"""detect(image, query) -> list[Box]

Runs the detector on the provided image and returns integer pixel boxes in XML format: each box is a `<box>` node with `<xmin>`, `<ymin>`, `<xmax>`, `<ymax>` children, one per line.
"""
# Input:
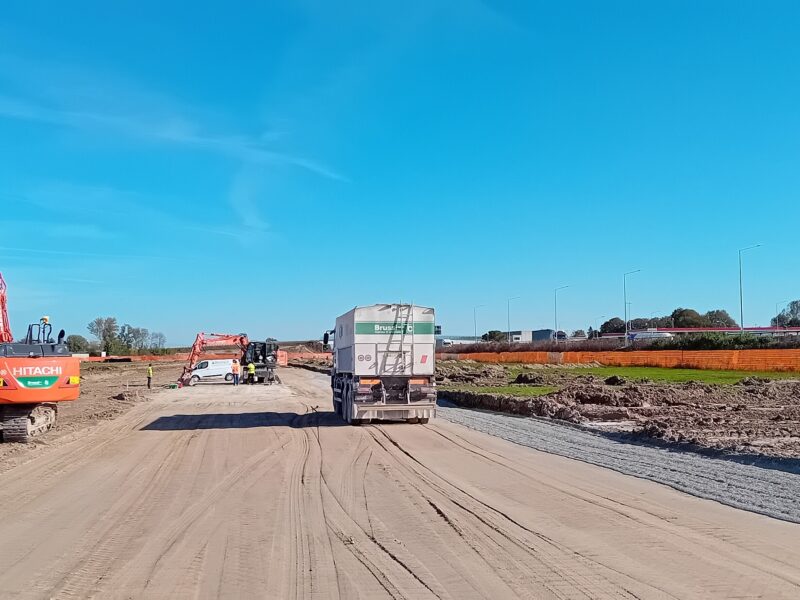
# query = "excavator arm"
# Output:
<box><xmin>0</xmin><ymin>273</ymin><xmax>12</xmax><ymax>343</ymax></box>
<box><xmin>178</xmin><ymin>332</ymin><xmax>249</xmax><ymax>386</ymax></box>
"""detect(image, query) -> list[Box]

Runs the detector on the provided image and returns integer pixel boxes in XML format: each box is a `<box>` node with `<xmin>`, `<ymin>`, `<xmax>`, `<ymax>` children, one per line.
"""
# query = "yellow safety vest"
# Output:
<box><xmin>247</xmin><ymin>363</ymin><xmax>256</xmax><ymax>374</ymax></box>
<box><xmin>147</xmin><ymin>366</ymin><xmax>153</xmax><ymax>377</ymax></box>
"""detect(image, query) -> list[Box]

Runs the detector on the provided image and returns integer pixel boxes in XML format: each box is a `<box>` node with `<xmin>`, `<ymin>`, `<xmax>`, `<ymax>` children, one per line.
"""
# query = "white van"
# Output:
<box><xmin>189</xmin><ymin>359</ymin><xmax>235</xmax><ymax>385</ymax></box>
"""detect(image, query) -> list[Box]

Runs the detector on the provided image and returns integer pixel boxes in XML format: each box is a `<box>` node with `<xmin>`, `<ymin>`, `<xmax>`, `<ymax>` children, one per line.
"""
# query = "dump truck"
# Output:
<box><xmin>324</xmin><ymin>304</ymin><xmax>436</xmax><ymax>425</ymax></box>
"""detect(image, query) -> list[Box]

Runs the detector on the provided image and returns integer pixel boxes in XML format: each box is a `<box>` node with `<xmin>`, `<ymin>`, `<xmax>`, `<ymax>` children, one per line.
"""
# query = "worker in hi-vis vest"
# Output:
<box><xmin>147</xmin><ymin>364</ymin><xmax>154</xmax><ymax>389</ymax></box>
<box><xmin>231</xmin><ymin>359</ymin><xmax>241</xmax><ymax>386</ymax></box>
<box><xmin>247</xmin><ymin>362</ymin><xmax>256</xmax><ymax>384</ymax></box>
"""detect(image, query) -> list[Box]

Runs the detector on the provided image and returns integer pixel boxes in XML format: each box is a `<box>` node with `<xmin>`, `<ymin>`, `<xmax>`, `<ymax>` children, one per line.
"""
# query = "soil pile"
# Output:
<box><xmin>437</xmin><ymin>360</ymin><xmax>800</xmax><ymax>458</ymax></box>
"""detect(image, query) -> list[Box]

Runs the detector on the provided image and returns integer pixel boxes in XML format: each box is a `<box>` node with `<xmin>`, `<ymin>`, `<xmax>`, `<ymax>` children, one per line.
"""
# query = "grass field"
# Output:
<box><xmin>560</xmin><ymin>366</ymin><xmax>799</xmax><ymax>385</ymax></box>
<box><xmin>440</xmin><ymin>385</ymin><xmax>559</xmax><ymax>397</ymax></box>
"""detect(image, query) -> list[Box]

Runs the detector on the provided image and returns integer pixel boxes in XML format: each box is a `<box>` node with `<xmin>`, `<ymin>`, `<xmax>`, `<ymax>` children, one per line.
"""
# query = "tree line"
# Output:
<box><xmin>598</xmin><ymin>307</ymin><xmax>738</xmax><ymax>335</ymax></box>
<box><xmin>772</xmin><ymin>300</ymin><xmax>800</xmax><ymax>327</ymax></box>
<box><xmin>64</xmin><ymin>317</ymin><xmax>167</xmax><ymax>355</ymax></box>
<box><xmin>479</xmin><ymin>302</ymin><xmax>800</xmax><ymax>341</ymax></box>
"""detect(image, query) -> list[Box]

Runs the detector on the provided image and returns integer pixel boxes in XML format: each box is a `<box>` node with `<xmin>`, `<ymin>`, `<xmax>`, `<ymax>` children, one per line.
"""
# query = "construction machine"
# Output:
<box><xmin>0</xmin><ymin>273</ymin><xmax>80</xmax><ymax>442</ymax></box>
<box><xmin>179</xmin><ymin>333</ymin><xmax>280</xmax><ymax>387</ymax></box>
<box><xmin>326</xmin><ymin>304</ymin><xmax>436</xmax><ymax>425</ymax></box>
<box><xmin>242</xmin><ymin>338</ymin><xmax>280</xmax><ymax>384</ymax></box>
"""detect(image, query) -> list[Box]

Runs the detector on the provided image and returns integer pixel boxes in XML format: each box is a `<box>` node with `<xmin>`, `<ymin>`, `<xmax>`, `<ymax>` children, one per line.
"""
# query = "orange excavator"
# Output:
<box><xmin>0</xmin><ymin>273</ymin><xmax>80</xmax><ymax>442</ymax></box>
<box><xmin>178</xmin><ymin>332</ymin><xmax>280</xmax><ymax>387</ymax></box>
<box><xmin>178</xmin><ymin>332</ymin><xmax>249</xmax><ymax>387</ymax></box>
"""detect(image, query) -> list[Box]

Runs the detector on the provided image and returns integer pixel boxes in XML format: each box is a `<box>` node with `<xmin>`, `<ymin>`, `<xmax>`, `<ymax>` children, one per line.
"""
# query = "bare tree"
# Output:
<box><xmin>118</xmin><ymin>324</ymin><xmax>135</xmax><ymax>349</ymax></box>
<box><xmin>149</xmin><ymin>332</ymin><xmax>167</xmax><ymax>350</ymax></box>
<box><xmin>132</xmin><ymin>327</ymin><xmax>150</xmax><ymax>351</ymax></box>
<box><xmin>87</xmin><ymin>317</ymin><xmax>119</xmax><ymax>353</ymax></box>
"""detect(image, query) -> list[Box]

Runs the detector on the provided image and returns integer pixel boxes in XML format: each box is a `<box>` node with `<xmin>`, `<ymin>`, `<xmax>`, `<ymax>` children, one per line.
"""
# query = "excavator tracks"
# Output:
<box><xmin>1</xmin><ymin>404</ymin><xmax>57</xmax><ymax>443</ymax></box>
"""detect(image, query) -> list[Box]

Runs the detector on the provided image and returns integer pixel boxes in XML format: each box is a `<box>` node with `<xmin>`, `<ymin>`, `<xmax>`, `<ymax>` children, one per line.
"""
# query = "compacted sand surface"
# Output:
<box><xmin>0</xmin><ymin>367</ymin><xmax>798</xmax><ymax>599</ymax></box>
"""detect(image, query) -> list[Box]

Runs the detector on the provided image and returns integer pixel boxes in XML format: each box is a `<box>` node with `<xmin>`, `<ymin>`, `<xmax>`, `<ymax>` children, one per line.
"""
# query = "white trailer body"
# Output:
<box><xmin>329</xmin><ymin>304</ymin><xmax>436</xmax><ymax>424</ymax></box>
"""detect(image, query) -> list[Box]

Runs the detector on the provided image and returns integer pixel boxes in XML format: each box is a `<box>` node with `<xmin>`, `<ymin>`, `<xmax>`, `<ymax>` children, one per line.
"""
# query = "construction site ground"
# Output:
<box><xmin>437</xmin><ymin>360</ymin><xmax>800</xmax><ymax>459</ymax></box>
<box><xmin>1</xmin><ymin>365</ymin><xmax>799</xmax><ymax>598</ymax></box>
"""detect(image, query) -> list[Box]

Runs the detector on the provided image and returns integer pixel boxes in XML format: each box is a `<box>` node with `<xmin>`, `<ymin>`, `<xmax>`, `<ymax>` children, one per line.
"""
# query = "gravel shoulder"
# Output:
<box><xmin>438</xmin><ymin>400</ymin><xmax>800</xmax><ymax>523</ymax></box>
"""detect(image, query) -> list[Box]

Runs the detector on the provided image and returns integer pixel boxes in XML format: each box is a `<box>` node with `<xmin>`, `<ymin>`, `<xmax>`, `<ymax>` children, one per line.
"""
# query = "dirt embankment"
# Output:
<box><xmin>436</xmin><ymin>361</ymin><xmax>800</xmax><ymax>458</ymax></box>
<box><xmin>288</xmin><ymin>358</ymin><xmax>331</xmax><ymax>375</ymax></box>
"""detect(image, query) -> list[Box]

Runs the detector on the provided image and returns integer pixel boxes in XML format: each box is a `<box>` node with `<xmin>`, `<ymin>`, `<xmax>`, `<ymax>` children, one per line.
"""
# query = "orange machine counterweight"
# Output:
<box><xmin>0</xmin><ymin>357</ymin><xmax>81</xmax><ymax>404</ymax></box>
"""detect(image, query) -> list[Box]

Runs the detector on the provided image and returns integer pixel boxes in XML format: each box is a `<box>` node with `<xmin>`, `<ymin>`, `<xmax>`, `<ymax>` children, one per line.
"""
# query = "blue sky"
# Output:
<box><xmin>2</xmin><ymin>1</ymin><xmax>799</xmax><ymax>345</ymax></box>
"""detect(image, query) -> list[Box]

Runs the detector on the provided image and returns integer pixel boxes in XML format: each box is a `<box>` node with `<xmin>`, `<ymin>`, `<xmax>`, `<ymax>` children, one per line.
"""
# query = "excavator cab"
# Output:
<box><xmin>23</xmin><ymin>316</ymin><xmax>66</xmax><ymax>346</ymax></box>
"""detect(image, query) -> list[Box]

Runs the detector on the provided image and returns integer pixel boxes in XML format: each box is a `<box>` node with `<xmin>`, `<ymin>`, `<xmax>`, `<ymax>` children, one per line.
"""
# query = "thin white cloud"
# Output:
<box><xmin>5</xmin><ymin>185</ymin><xmax>257</xmax><ymax>246</ymax></box>
<box><xmin>59</xmin><ymin>277</ymin><xmax>102</xmax><ymax>284</ymax></box>
<box><xmin>0</xmin><ymin>54</ymin><xmax>347</xmax><ymax>182</ymax></box>
<box><xmin>0</xmin><ymin>245</ymin><xmax>173</xmax><ymax>261</ymax></box>
<box><xmin>228</xmin><ymin>167</ymin><xmax>269</xmax><ymax>233</ymax></box>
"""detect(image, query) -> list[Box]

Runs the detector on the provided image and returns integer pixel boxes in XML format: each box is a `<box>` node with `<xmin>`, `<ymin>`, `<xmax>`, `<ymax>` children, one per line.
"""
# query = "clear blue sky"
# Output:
<box><xmin>2</xmin><ymin>1</ymin><xmax>799</xmax><ymax>345</ymax></box>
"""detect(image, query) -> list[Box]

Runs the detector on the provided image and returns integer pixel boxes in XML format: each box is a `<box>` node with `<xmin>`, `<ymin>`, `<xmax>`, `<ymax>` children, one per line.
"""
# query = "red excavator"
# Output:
<box><xmin>0</xmin><ymin>272</ymin><xmax>80</xmax><ymax>442</ymax></box>
<box><xmin>178</xmin><ymin>333</ymin><xmax>248</xmax><ymax>387</ymax></box>
<box><xmin>178</xmin><ymin>333</ymin><xmax>280</xmax><ymax>387</ymax></box>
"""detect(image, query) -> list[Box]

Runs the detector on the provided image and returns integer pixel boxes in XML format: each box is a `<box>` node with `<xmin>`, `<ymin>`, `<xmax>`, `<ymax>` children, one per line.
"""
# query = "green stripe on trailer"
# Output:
<box><xmin>355</xmin><ymin>322</ymin><xmax>435</xmax><ymax>335</ymax></box>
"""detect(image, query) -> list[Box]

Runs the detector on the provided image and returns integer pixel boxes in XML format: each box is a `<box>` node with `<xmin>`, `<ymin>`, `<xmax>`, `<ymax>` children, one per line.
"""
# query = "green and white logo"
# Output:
<box><xmin>355</xmin><ymin>322</ymin><xmax>435</xmax><ymax>335</ymax></box>
<box><xmin>16</xmin><ymin>376</ymin><xmax>58</xmax><ymax>389</ymax></box>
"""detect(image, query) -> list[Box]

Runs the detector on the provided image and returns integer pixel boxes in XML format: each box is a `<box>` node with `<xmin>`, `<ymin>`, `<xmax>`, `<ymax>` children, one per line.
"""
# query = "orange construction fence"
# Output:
<box><xmin>436</xmin><ymin>349</ymin><xmax>800</xmax><ymax>372</ymax></box>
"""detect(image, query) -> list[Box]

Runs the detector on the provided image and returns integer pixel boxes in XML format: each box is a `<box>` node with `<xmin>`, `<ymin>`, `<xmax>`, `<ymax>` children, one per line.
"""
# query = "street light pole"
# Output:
<box><xmin>775</xmin><ymin>299</ymin><xmax>789</xmax><ymax>330</ymax></box>
<box><xmin>506</xmin><ymin>297</ymin><xmax>520</xmax><ymax>343</ymax></box>
<box><xmin>594</xmin><ymin>315</ymin><xmax>605</xmax><ymax>337</ymax></box>
<box><xmin>623</xmin><ymin>270</ymin><xmax>641</xmax><ymax>347</ymax></box>
<box><xmin>554</xmin><ymin>286</ymin><xmax>569</xmax><ymax>343</ymax></box>
<box><xmin>473</xmin><ymin>304</ymin><xmax>486</xmax><ymax>342</ymax></box>
<box><xmin>738</xmin><ymin>245</ymin><xmax>761</xmax><ymax>333</ymax></box>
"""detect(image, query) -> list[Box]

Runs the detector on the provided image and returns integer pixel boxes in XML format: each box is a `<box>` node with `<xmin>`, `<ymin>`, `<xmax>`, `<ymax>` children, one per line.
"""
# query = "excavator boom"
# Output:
<box><xmin>178</xmin><ymin>332</ymin><xmax>249</xmax><ymax>386</ymax></box>
<box><xmin>0</xmin><ymin>273</ymin><xmax>12</xmax><ymax>343</ymax></box>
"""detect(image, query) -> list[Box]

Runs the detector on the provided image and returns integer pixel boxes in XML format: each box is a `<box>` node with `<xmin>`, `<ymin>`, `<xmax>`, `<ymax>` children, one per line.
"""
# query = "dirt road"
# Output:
<box><xmin>1</xmin><ymin>368</ymin><xmax>799</xmax><ymax>599</ymax></box>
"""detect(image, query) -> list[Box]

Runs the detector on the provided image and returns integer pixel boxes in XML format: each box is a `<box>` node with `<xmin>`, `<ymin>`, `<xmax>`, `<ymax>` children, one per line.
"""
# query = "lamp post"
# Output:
<box><xmin>623</xmin><ymin>270</ymin><xmax>641</xmax><ymax>347</ymax></box>
<box><xmin>473</xmin><ymin>304</ymin><xmax>486</xmax><ymax>342</ymax></box>
<box><xmin>594</xmin><ymin>315</ymin><xmax>605</xmax><ymax>338</ymax></box>
<box><xmin>506</xmin><ymin>297</ymin><xmax>520</xmax><ymax>343</ymax></box>
<box><xmin>554</xmin><ymin>286</ymin><xmax>569</xmax><ymax>343</ymax></box>
<box><xmin>738</xmin><ymin>245</ymin><xmax>761</xmax><ymax>333</ymax></box>
<box><xmin>775</xmin><ymin>299</ymin><xmax>789</xmax><ymax>330</ymax></box>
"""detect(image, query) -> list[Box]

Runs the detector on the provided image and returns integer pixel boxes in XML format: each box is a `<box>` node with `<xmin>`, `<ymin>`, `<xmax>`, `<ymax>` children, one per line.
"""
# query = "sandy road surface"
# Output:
<box><xmin>0</xmin><ymin>369</ymin><xmax>799</xmax><ymax>599</ymax></box>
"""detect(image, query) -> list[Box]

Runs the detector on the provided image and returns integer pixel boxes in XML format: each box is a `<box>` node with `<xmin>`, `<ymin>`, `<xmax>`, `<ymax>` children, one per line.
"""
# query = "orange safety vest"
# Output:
<box><xmin>231</xmin><ymin>362</ymin><xmax>240</xmax><ymax>374</ymax></box>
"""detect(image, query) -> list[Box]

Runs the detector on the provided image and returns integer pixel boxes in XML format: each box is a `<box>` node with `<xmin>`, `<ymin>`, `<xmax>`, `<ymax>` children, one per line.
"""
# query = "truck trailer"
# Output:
<box><xmin>325</xmin><ymin>304</ymin><xmax>437</xmax><ymax>425</ymax></box>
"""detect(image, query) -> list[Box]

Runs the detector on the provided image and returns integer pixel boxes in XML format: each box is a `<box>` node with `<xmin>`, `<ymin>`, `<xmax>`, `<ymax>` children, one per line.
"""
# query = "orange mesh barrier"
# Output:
<box><xmin>436</xmin><ymin>350</ymin><xmax>800</xmax><ymax>372</ymax></box>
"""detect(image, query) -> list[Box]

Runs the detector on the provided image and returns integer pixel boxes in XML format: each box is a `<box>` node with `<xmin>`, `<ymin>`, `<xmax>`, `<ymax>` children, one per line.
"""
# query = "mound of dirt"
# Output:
<box><xmin>513</xmin><ymin>372</ymin><xmax>545</xmax><ymax>385</ymax></box>
<box><xmin>440</xmin><ymin>390</ymin><xmax>583</xmax><ymax>424</ymax></box>
<box><xmin>436</xmin><ymin>361</ymin><xmax>507</xmax><ymax>386</ymax></box>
